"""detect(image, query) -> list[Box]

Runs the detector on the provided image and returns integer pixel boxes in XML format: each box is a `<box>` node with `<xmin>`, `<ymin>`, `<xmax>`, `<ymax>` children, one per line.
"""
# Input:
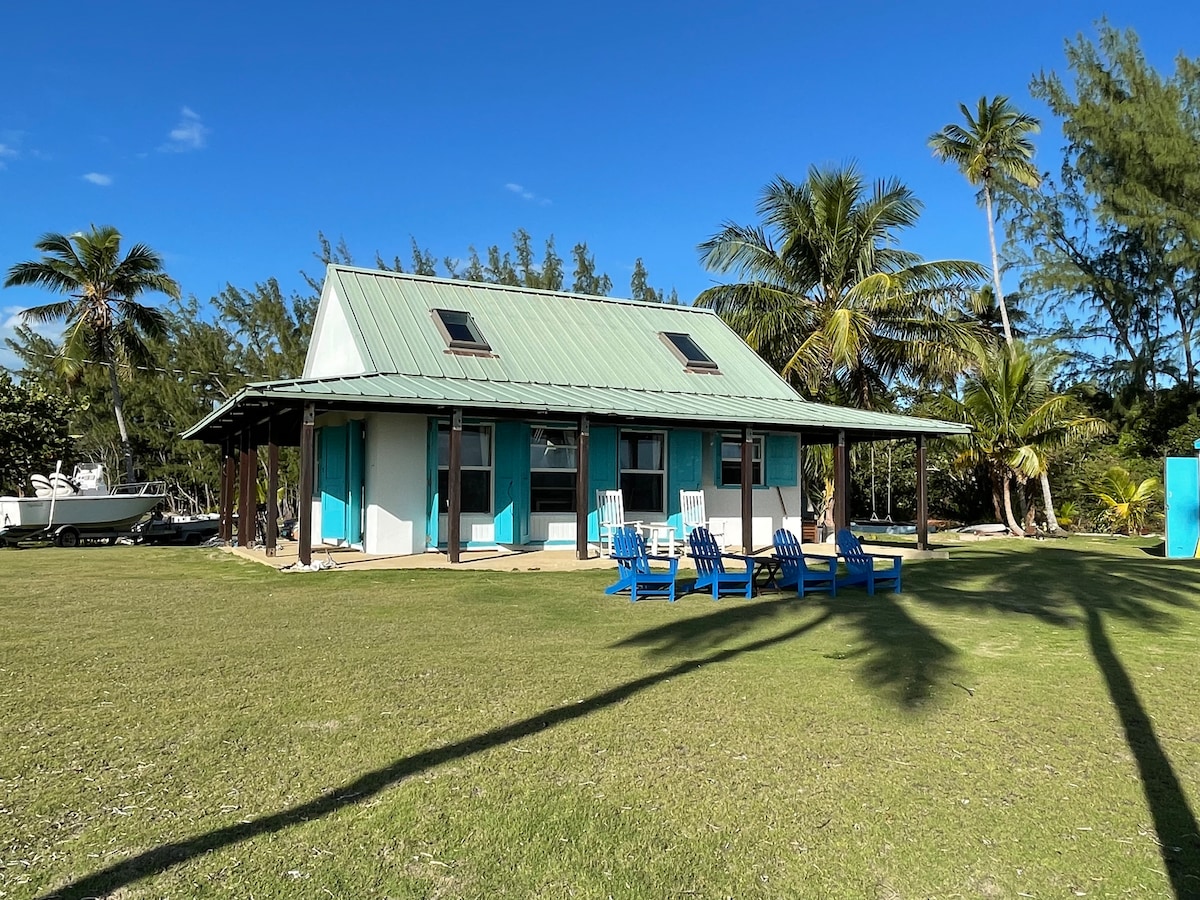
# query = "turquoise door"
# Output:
<box><xmin>668</xmin><ymin>429</ymin><xmax>703</xmax><ymax>532</ymax></box>
<box><xmin>318</xmin><ymin>422</ymin><xmax>364</xmax><ymax>545</ymax></box>
<box><xmin>494</xmin><ymin>421</ymin><xmax>531</xmax><ymax>544</ymax></box>
<box><xmin>587</xmin><ymin>426</ymin><xmax>618</xmax><ymax>541</ymax></box>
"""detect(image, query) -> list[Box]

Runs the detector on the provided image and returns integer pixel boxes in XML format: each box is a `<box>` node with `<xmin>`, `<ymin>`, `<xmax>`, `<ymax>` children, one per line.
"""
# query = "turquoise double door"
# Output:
<box><xmin>318</xmin><ymin>422</ymin><xmax>365</xmax><ymax>545</ymax></box>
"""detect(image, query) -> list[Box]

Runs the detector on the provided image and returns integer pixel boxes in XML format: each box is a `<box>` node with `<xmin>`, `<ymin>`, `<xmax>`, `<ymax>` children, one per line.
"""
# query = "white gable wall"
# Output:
<box><xmin>304</xmin><ymin>285</ymin><xmax>367</xmax><ymax>379</ymax></box>
<box><xmin>363</xmin><ymin>413</ymin><xmax>426</xmax><ymax>555</ymax></box>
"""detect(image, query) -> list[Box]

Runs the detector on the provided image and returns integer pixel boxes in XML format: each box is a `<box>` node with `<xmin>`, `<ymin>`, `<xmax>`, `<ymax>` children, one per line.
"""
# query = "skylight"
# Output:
<box><xmin>661</xmin><ymin>332</ymin><xmax>719</xmax><ymax>372</ymax></box>
<box><xmin>432</xmin><ymin>308</ymin><xmax>491</xmax><ymax>353</ymax></box>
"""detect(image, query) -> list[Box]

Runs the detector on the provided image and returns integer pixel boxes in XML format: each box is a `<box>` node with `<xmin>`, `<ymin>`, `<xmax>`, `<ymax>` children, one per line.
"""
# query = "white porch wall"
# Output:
<box><xmin>364</xmin><ymin>413</ymin><xmax>426</xmax><ymax>555</ymax></box>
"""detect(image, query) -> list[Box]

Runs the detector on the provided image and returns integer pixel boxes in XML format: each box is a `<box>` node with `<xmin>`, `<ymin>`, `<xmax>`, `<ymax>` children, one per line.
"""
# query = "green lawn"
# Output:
<box><xmin>3</xmin><ymin>538</ymin><xmax>1200</xmax><ymax>898</ymax></box>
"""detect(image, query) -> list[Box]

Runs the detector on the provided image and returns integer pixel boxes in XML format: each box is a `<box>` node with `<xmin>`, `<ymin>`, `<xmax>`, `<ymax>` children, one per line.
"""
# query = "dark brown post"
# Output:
<box><xmin>447</xmin><ymin>408</ymin><xmax>463</xmax><ymax>564</ymax></box>
<box><xmin>220</xmin><ymin>441</ymin><xmax>235</xmax><ymax>544</ymax></box>
<box><xmin>266</xmin><ymin>429</ymin><xmax>279</xmax><ymax>557</ymax></box>
<box><xmin>298</xmin><ymin>404</ymin><xmax>315</xmax><ymax>567</ymax></box>
<box><xmin>833</xmin><ymin>430</ymin><xmax>849</xmax><ymax>532</ymax></box>
<box><xmin>237</xmin><ymin>432</ymin><xmax>251</xmax><ymax>547</ymax></box>
<box><xmin>576</xmin><ymin>414</ymin><xmax>590</xmax><ymax>560</ymax></box>
<box><xmin>916</xmin><ymin>434</ymin><xmax>929</xmax><ymax>551</ymax></box>
<box><xmin>741</xmin><ymin>426</ymin><xmax>754</xmax><ymax>553</ymax></box>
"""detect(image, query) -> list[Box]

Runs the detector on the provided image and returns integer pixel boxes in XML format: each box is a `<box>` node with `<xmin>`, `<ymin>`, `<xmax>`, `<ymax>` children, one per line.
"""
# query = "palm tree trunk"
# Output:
<box><xmin>103</xmin><ymin>346</ymin><xmax>136</xmax><ymax>484</ymax></box>
<box><xmin>1000</xmin><ymin>473</ymin><xmax>1024</xmax><ymax>536</ymax></box>
<box><xmin>984</xmin><ymin>185</ymin><xmax>1014</xmax><ymax>347</ymax></box>
<box><xmin>1040</xmin><ymin>471</ymin><xmax>1061</xmax><ymax>533</ymax></box>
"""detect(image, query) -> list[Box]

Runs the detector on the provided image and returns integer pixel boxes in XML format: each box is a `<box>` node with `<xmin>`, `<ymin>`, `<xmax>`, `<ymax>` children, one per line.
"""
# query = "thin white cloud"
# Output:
<box><xmin>2</xmin><ymin>306</ymin><xmax>28</xmax><ymax>330</ymax></box>
<box><xmin>160</xmin><ymin>106</ymin><xmax>209</xmax><ymax>152</ymax></box>
<box><xmin>505</xmin><ymin>182</ymin><xmax>552</xmax><ymax>206</ymax></box>
<box><xmin>0</xmin><ymin>142</ymin><xmax>16</xmax><ymax>170</ymax></box>
<box><xmin>82</xmin><ymin>172</ymin><xmax>113</xmax><ymax>186</ymax></box>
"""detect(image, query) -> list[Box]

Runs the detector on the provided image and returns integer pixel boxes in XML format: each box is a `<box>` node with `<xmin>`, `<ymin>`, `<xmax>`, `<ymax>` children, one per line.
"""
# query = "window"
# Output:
<box><xmin>620</xmin><ymin>430</ymin><xmax>665</xmax><ymax>512</ymax></box>
<box><xmin>530</xmin><ymin>427</ymin><xmax>578</xmax><ymax>512</ymax></box>
<box><xmin>661</xmin><ymin>331</ymin><xmax>719</xmax><ymax>372</ymax></box>
<box><xmin>719</xmin><ymin>434</ymin><xmax>764</xmax><ymax>486</ymax></box>
<box><xmin>438</xmin><ymin>423</ymin><xmax>493</xmax><ymax>513</ymax></box>
<box><xmin>432</xmin><ymin>308</ymin><xmax>491</xmax><ymax>353</ymax></box>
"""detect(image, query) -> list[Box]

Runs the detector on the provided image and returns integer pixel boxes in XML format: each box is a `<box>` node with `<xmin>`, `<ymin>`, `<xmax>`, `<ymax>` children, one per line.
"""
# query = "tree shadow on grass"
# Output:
<box><xmin>614</xmin><ymin>592</ymin><xmax>959</xmax><ymax>711</ymax></box>
<box><xmin>617</xmin><ymin>542</ymin><xmax>1200</xmax><ymax>897</ymax></box>
<box><xmin>39</xmin><ymin>613</ymin><xmax>832</xmax><ymax>899</ymax></box>
<box><xmin>919</xmin><ymin>544</ymin><xmax>1200</xmax><ymax>898</ymax></box>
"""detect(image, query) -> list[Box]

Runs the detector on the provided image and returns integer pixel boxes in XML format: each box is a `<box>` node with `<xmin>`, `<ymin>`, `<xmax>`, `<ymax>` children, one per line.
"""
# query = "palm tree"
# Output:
<box><xmin>696</xmin><ymin>164</ymin><xmax>989</xmax><ymax>409</ymax></box>
<box><xmin>939</xmin><ymin>344</ymin><xmax>1107</xmax><ymax>535</ymax></box>
<box><xmin>4</xmin><ymin>226</ymin><xmax>180</xmax><ymax>483</ymax></box>
<box><xmin>930</xmin><ymin>96</ymin><xmax>1040</xmax><ymax>347</ymax></box>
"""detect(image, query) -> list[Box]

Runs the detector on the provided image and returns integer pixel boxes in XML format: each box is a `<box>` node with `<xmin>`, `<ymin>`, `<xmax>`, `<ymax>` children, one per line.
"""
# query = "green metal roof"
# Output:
<box><xmin>184</xmin><ymin>267</ymin><xmax>970</xmax><ymax>443</ymax></box>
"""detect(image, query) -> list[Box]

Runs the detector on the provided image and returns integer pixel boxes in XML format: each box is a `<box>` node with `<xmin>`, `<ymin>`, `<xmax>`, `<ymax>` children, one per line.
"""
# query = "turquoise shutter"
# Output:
<box><xmin>712</xmin><ymin>433</ymin><xmax>725</xmax><ymax>486</ymax></box>
<box><xmin>494</xmin><ymin>421</ymin><xmax>530</xmax><ymax>545</ymax></box>
<box><xmin>668</xmin><ymin>429</ymin><xmax>703</xmax><ymax>531</ymax></box>
<box><xmin>346</xmin><ymin>420</ymin><xmax>364</xmax><ymax>545</ymax></box>
<box><xmin>425</xmin><ymin>418</ymin><xmax>440</xmax><ymax>549</ymax></box>
<box><xmin>587</xmin><ymin>426</ymin><xmax>618</xmax><ymax>541</ymax></box>
<box><xmin>766</xmin><ymin>434</ymin><xmax>798</xmax><ymax>487</ymax></box>
<box><xmin>319</xmin><ymin>424</ymin><xmax>348</xmax><ymax>541</ymax></box>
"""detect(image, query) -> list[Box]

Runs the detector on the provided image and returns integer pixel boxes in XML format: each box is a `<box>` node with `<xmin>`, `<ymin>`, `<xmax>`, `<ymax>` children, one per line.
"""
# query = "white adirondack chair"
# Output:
<box><xmin>596</xmin><ymin>489</ymin><xmax>642</xmax><ymax>556</ymax></box>
<box><xmin>680</xmin><ymin>490</ymin><xmax>726</xmax><ymax>548</ymax></box>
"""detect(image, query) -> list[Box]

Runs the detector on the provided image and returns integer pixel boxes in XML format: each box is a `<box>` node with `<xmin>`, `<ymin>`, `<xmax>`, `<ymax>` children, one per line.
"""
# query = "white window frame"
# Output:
<box><xmin>619</xmin><ymin>429</ymin><xmax>667</xmax><ymax>514</ymax></box>
<box><xmin>719</xmin><ymin>434</ymin><xmax>765</xmax><ymax>487</ymax></box>
<box><xmin>530</xmin><ymin>426</ymin><xmax>578</xmax><ymax>513</ymax></box>
<box><xmin>438</xmin><ymin>423</ymin><xmax>494</xmax><ymax>514</ymax></box>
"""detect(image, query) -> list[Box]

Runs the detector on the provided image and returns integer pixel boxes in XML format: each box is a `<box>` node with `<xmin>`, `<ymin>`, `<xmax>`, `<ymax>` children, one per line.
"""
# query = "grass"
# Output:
<box><xmin>2</xmin><ymin>538</ymin><xmax>1200</xmax><ymax>898</ymax></box>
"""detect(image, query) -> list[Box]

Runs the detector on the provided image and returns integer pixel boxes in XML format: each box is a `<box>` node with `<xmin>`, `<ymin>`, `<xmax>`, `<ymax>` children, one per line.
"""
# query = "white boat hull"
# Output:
<box><xmin>0</xmin><ymin>492</ymin><xmax>167</xmax><ymax>540</ymax></box>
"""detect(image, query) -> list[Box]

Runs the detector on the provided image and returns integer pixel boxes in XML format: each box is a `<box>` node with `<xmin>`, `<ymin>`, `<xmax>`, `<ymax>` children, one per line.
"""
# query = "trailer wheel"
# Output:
<box><xmin>54</xmin><ymin>527</ymin><xmax>80</xmax><ymax>548</ymax></box>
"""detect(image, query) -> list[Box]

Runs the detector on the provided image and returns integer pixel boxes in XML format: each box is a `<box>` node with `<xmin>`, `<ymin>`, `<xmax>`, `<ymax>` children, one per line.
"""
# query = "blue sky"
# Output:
<box><xmin>2</xmin><ymin>0</ymin><xmax>1197</xmax><ymax>374</ymax></box>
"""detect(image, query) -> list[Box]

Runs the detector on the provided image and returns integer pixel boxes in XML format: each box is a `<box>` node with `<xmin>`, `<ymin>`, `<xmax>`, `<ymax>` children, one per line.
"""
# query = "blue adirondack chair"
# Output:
<box><xmin>772</xmin><ymin>528</ymin><xmax>838</xmax><ymax>598</ymax></box>
<box><xmin>605</xmin><ymin>526</ymin><xmax>680</xmax><ymax>602</ymax></box>
<box><xmin>687</xmin><ymin>526</ymin><xmax>755</xmax><ymax>600</ymax></box>
<box><xmin>835</xmin><ymin>528</ymin><xmax>902</xmax><ymax>595</ymax></box>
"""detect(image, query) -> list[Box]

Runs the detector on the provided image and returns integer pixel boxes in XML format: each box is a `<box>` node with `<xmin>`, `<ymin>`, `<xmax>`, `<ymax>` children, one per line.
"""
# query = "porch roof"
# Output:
<box><xmin>183</xmin><ymin>370</ymin><xmax>969</xmax><ymax>445</ymax></box>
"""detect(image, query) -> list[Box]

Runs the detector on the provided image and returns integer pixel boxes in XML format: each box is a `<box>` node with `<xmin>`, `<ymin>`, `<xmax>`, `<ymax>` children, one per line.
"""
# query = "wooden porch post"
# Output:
<box><xmin>741</xmin><ymin>426</ymin><xmax>754</xmax><ymax>553</ymax></box>
<box><xmin>447</xmin><ymin>408</ymin><xmax>463</xmax><ymax>564</ymax></box>
<box><xmin>833</xmin><ymin>430</ymin><xmax>849</xmax><ymax>532</ymax></box>
<box><xmin>575</xmin><ymin>414</ymin><xmax>590</xmax><ymax>560</ymax></box>
<box><xmin>298</xmin><ymin>403</ymin><xmax>315</xmax><ymax>567</ymax></box>
<box><xmin>237</xmin><ymin>431</ymin><xmax>251</xmax><ymax>548</ymax></box>
<box><xmin>220</xmin><ymin>440</ymin><xmax>235</xmax><ymax>544</ymax></box>
<box><xmin>266</xmin><ymin>424</ymin><xmax>279</xmax><ymax>557</ymax></box>
<box><xmin>916</xmin><ymin>434</ymin><xmax>929</xmax><ymax>551</ymax></box>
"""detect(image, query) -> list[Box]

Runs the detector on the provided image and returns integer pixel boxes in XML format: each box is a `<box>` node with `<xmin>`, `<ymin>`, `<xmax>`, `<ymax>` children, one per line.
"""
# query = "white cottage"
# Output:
<box><xmin>185</xmin><ymin>266</ymin><xmax>968</xmax><ymax>565</ymax></box>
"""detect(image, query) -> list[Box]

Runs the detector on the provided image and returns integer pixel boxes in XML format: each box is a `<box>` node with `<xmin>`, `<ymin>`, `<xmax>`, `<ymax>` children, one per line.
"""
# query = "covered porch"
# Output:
<box><xmin>186</xmin><ymin>391</ymin><xmax>955</xmax><ymax>568</ymax></box>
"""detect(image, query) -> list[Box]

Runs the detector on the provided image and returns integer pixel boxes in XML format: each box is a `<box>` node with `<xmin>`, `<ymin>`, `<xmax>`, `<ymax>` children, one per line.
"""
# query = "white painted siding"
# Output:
<box><xmin>304</xmin><ymin>286</ymin><xmax>366</xmax><ymax>379</ymax></box>
<box><xmin>363</xmin><ymin>413</ymin><xmax>426</xmax><ymax>555</ymax></box>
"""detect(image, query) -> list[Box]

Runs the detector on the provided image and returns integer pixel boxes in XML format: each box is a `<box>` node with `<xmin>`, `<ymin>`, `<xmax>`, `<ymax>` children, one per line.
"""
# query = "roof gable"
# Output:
<box><xmin>309</xmin><ymin>266</ymin><xmax>797</xmax><ymax>403</ymax></box>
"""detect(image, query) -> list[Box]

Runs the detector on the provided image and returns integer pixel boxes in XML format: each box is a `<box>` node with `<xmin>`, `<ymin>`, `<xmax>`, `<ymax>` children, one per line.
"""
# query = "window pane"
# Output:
<box><xmin>531</xmin><ymin>471</ymin><xmax>577</xmax><ymax>512</ymax></box>
<box><xmin>620</xmin><ymin>432</ymin><xmax>663</xmax><ymax>471</ymax></box>
<box><xmin>438</xmin><ymin>424</ymin><xmax>491</xmax><ymax>467</ymax></box>
<box><xmin>721</xmin><ymin>437</ymin><xmax>763</xmax><ymax>485</ymax></box>
<box><xmin>621</xmin><ymin>472</ymin><xmax>663</xmax><ymax>512</ymax></box>
<box><xmin>530</xmin><ymin>429</ymin><xmax>577</xmax><ymax>470</ymax></box>
<box><xmin>438</xmin><ymin>470</ymin><xmax>492</xmax><ymax>514</ymax></box>
<box><xmin>461</xmin><ymin>427</ymin><xmax>490</xmax><ymax>467</ymax></box>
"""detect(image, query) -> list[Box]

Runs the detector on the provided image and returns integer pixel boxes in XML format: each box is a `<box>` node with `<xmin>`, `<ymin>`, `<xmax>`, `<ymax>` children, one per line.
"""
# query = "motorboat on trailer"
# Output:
<box><xmin>0</xmin><ymin>463</ymin><xmax>168</xmax><ymax>546</ymax></box>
